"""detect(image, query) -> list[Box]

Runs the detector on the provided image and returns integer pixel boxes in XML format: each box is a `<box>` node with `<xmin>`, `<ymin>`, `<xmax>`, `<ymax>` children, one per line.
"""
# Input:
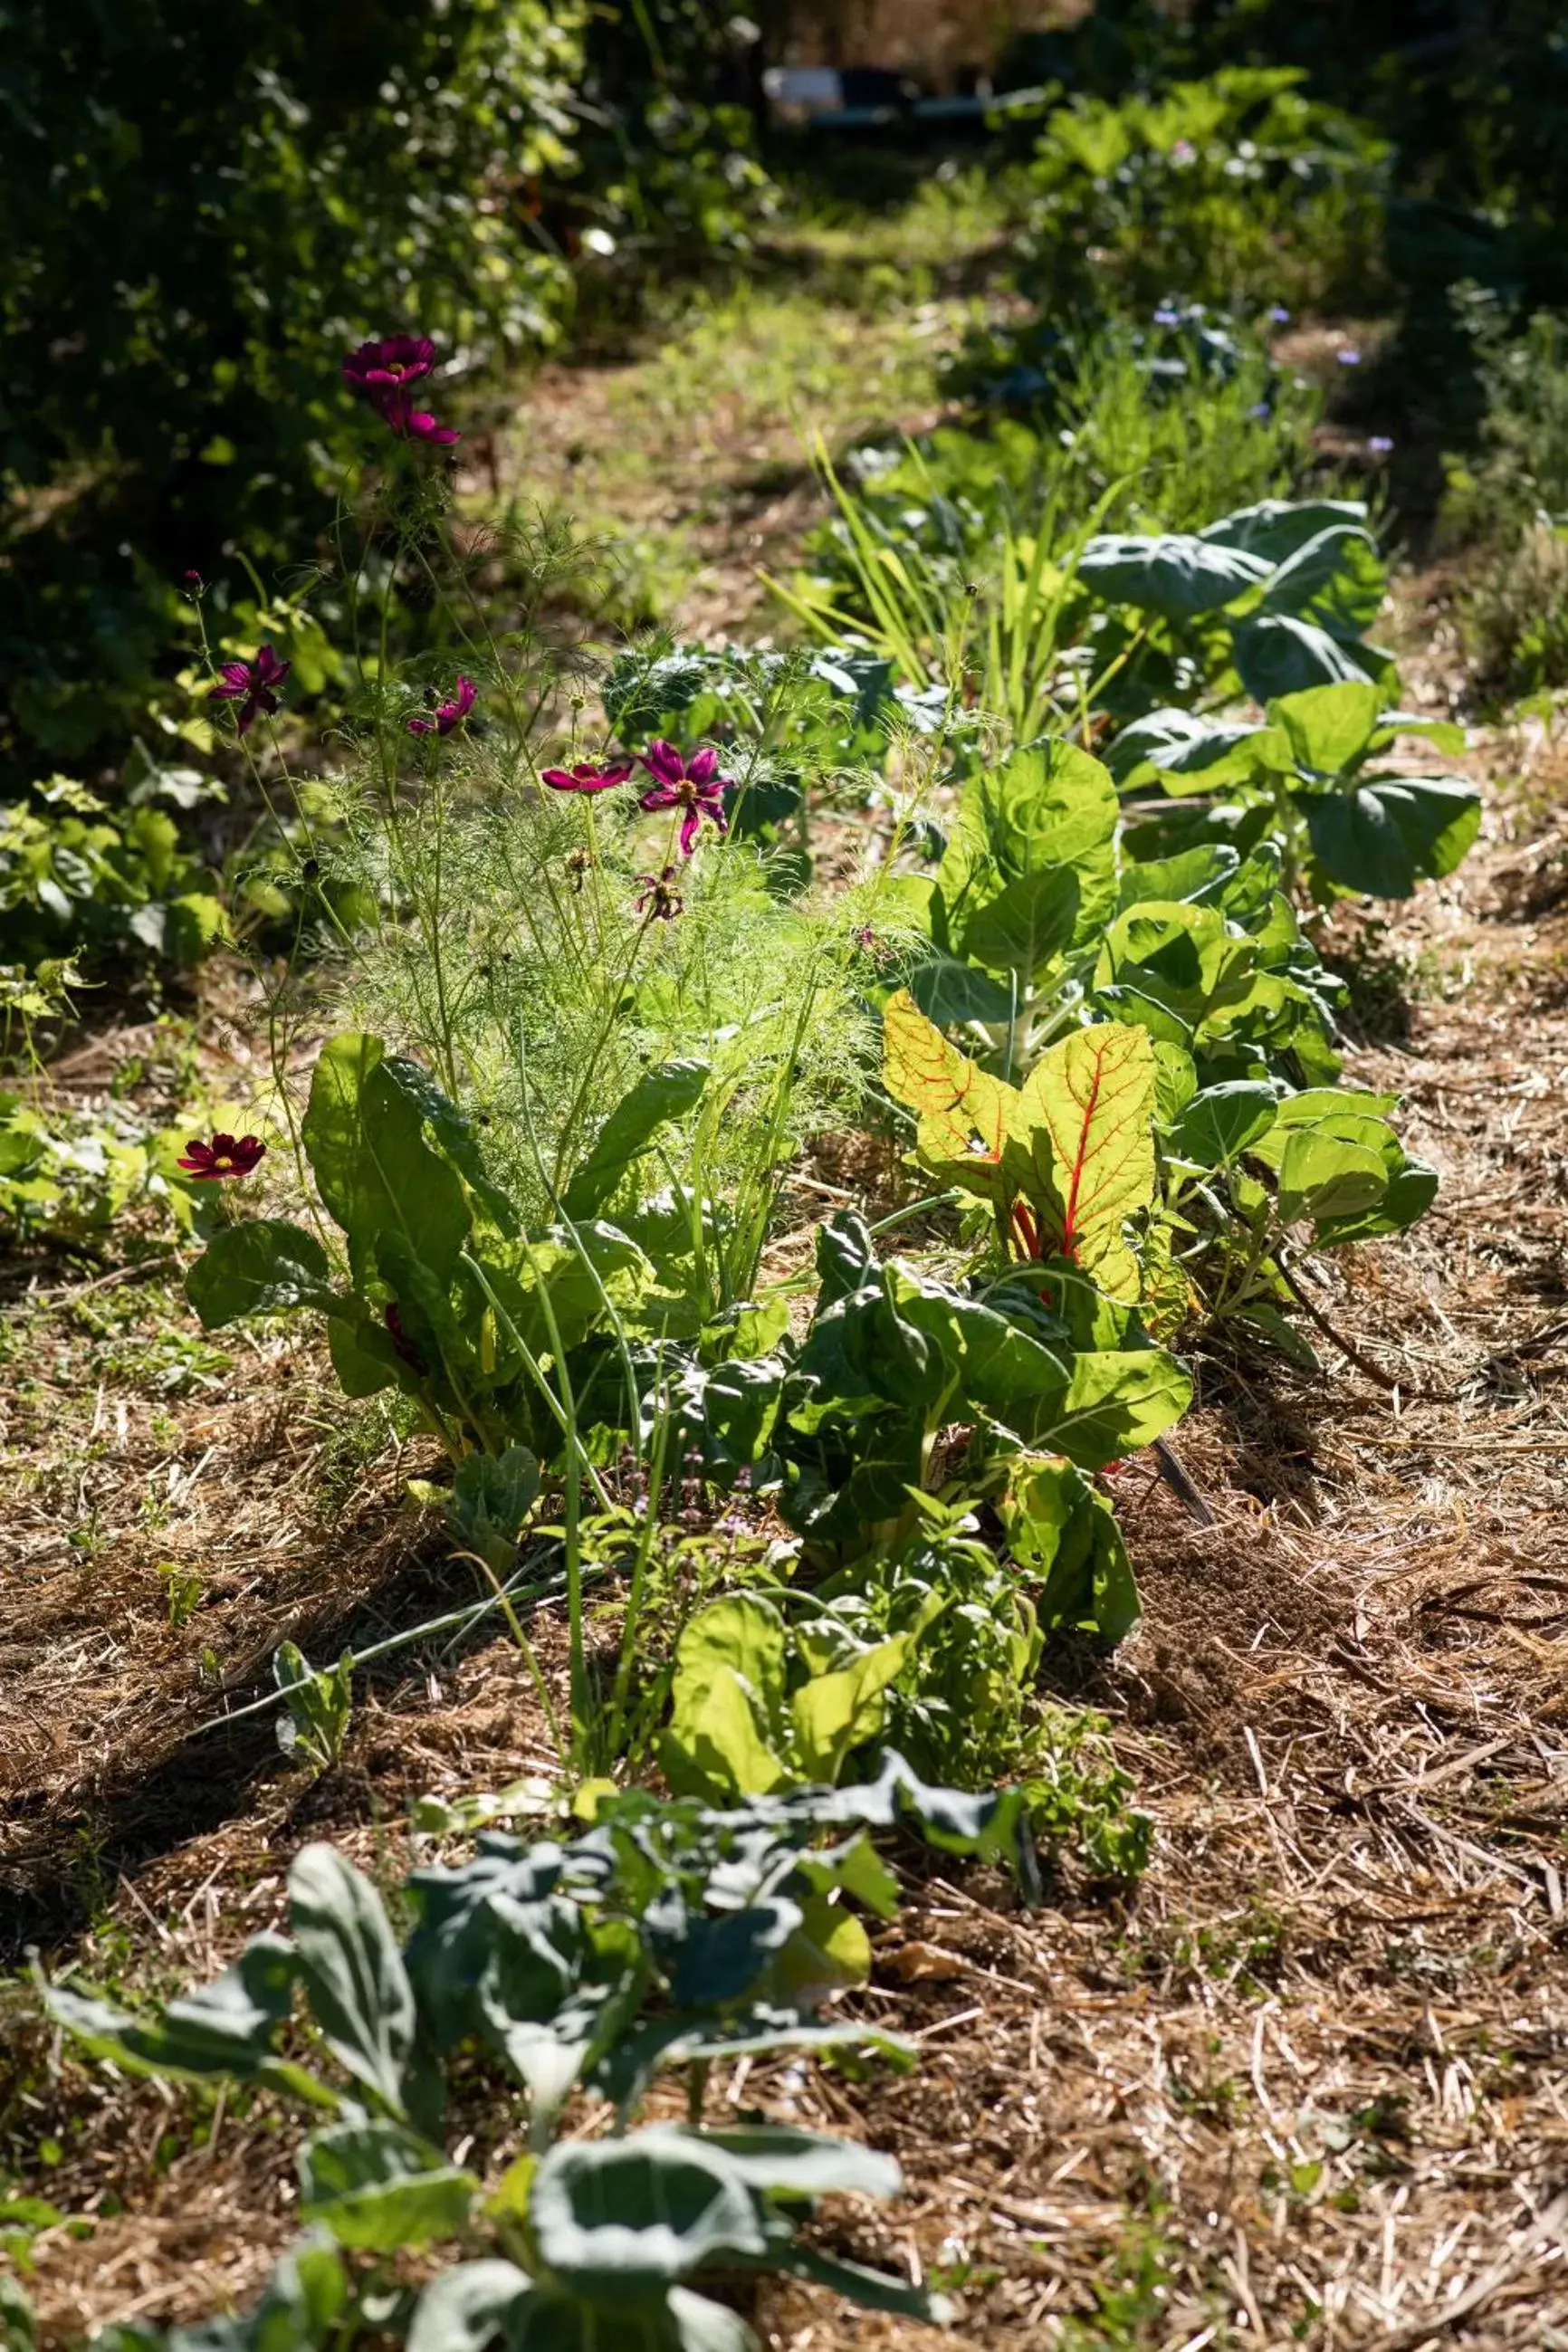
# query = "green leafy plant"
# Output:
<box><xmin>0</xmin><ymin>774</ymin><xmax>225</xmax><ymax>970</ymax></box>
<box><xmin>274</xmin><ymin>1643</ymin><xmax>355</xmax><ymax>1774</ymax></box>
<box><xmin>50</xmin><ymin>1764</ymin><xmax>1036</xmax><ymax>2349</ymax></box>
<box><xmin>1112</xmin><ymin>677</ymin><xmax>1477</xmax><ymax>900</ymax></box>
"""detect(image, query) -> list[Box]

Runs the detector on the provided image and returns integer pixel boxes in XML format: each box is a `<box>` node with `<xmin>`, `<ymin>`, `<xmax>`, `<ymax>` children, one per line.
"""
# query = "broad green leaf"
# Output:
<box><xmin>1106</xmin><ymin>708</ymin><xmax>1274</xmax><ymax>793</ymax></box>
<box><xmin>529</xmin><ymin>2136</ymin><xmax>769</xmax><ymax>2302</ymax></box>
<box><xmin>1266</xmin><ymin>681</ymin><xmax>1383</xmax><ymax>775</ymax></box>
<box><xmin>298</xmin><ymin>2119</ymin><xmax>476</xmax><ymax>2252</ymax></box>
<box><xmin>301</xmin><ymin>1035</ymin><xmax>469</xmax><ymax>1282</ymax></box>
<box><xmin>1199</xmin><ymin>497</ymin><xmax>1370</xmax><ymax>560</ymax></box>
<box><xmin>783</xmin><ymin>2243</ymin><xmax>953</xmax><ymax>2325</ymax></box>
<box><xmin>1171</xmin><ymin>1081</ymin><xmax>1278</xmax><ymax>1168</ymax></box>
<box><xmin>881</xmin><ymin>989</ymin><xmax>1017</xmax><ymax>1196</ymax></box>
<box><xmin>1371</xmin><ymin>710</ymin><xmax>1467</xmax><ymax>756</ymax></box>
<box><xmin>377</xmin><ymin>1057</ymin><xmax>518</xmax><ymax>1237</ymax></box>
<box><xmin>288</xmin><ymin>1844</ymin><xmax>421</xmax><ymax>2123</ymax></box>
<box><xmin>960</xmin><ymin>865</ymin><xmax>1079</xmax><ymax>980</ymax></box>
<box><xmin>789</xmin><ymin>1602</ymin><xmax>942</xmax><ymax>1785</ymax></box>
<box><xmin>1038</xmin><ymin>1348</ymin><xmax>1192</xmax><ymax>1469</ymax></box>
<box><xmin>661</xmin><ymin>1598</ymin><xmax>790</xmax><ymax>1802</ymax></box>
<box><xmin>562</xmin><ymin>1059</ymin><xmax>710</xmax><ymax>1219</ymax></box>
<box><xmin>447</xmin><ymin>1445</ymin><xmax>540</xmax><ymax>1572</ymax></box>
<box><xmin>1256</xmin><ymin>523</ymin><xmax>1380</xmax><ymax>618</ymax></box>
<box><xmin>406</xmin><ymin>2262</ymin><xmax>535</xmax><ymax>2352</ymax></box>
<box><xmin>1003</xmin><ymin>1456</ymin><xmax>1143</xmax><ymax>1641</ymax></box>
<box><xmin>47</xmin><ymin>1934</ymin><xmax>301</xmax><ymax>2090</ymax></box>
<box><xmin>665</xmin><ymin>2287</ymin><xmax>760</xmax><ymax>2352</ymax></box>
<box><xmin>186</xmin><ymin>1219</ymin><xmax>340</xmax><ymax>1328</ymax></box>
<box><xmin>1305</xmin><ymin>777</ymin><xmax>1482</xmax><ymax>899</ymax></box>
<box><xmin>1232</xmin><ymin>615</ymin><xmax>1384</xmax><ymax>703</ymax></box>
<box><xmin>1316</xmin><ymin>1154</ymin><xmax>1439</xmax><ymax>1242</ymax></box>
<box><xmin>655</xmin><ymin>2123</ymin><xmax>901</xmax><ymax>2202</ymax></box>
<box><xmin>904</xmin><ymin>953</ymin><xmax>1017</xmax><ymax>1025</ymax></box>
<box><xmin>938</xmin><ymin>740</ymin><xmax>1118</xmax><ymax>949</ymax></box>
<box><xmin>1077</xmin><ymin>531</ymin><xmax>1271</xmax><ymax>616</ymax></box>
<box><xmin>1276</xmin><ymin>1127</ymin><xmax>1389</xmax><ymax>1224</ymax></box>
<box><xmin>1008</xmin><ymin>1024</ymin><xmax>1157</xmax><ymax>1299</ymax></box>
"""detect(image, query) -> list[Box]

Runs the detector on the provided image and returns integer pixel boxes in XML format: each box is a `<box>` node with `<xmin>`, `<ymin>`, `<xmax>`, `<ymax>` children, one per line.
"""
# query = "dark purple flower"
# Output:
<box><xmin>541</xmin><ymin>758</ymin><xmax>636</xmax><ymax>794</ymax></box>
<box><xmin>375</xmin><ymin>387</ymin><xmax>461</xmax><ymax>446</ymax></box>
<box><xmin>1368</xmin><ymin>435</ymin><xmax>1394</xmax><ymax>456</ymax></box>
<box><xmin>634</xmin><ymin>865</ymin><xmax>684</xmax><ymax>922</ymax></box>
<box><xmin>408</xmin><ymin>676</ymin><xmax>477</xmax><ymax>738</ymax></box>
<box><xmin>343</xmin><ymin>336</ymin><xmax>437</xmax><ymax>397</ymax></box>
<box><xmin>177</xmin><ymin>1133</ymin><xmax>266</xmax><ymax>1180</ymax></box>
<box><xmin>180</xmin><ymin>569</ymin><xmax>206</xmax><ymax>598</ymax></box>
<box><xmin>208</xmin><ymin>644</ymin><xmax>290</xmax><ymax>735</ymax></box>
<box><xmin>636</xmin><ymin>741</ymin><xmax>731</xmax><ymax>857</ymax></box>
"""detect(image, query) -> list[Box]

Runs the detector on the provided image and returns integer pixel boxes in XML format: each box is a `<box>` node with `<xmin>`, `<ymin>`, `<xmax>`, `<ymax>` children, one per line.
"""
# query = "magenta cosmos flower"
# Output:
<box><xmin>177</xmin><ymin>1133</ymin><xmax>266</xmax><ymax>1180</ymax></box>
<box><xmin>541</xmin><ymin>758</ymin><xmax>636</xmax><ymax>794</ymax></box>
<box><xmin>635</xmin><ymin>865</ymin><xmax>684</xmax><ymax>922</ymax></box>
<box><xmin>637</xmin><ymin>741</ymin><xmax>731</xmax><ymax>856</ymax></box>
<box><xmin>373</xmin><ymin>385</ymin><xmax>460</xmax><ymax>446</ymax></box>
<box><xmin>208</xmin><ymin>644</ymin><xmax>290</xmax><ymax>734</ymax></box>
<box><xmin>342</xmin><ymin>335</ymin><xmax>436</xmax><ymax>396</ymax></box>
<box><xmin>408</xmin><ymin>676</ymin><xmax>477</xmax><ymax>738</ymax></box>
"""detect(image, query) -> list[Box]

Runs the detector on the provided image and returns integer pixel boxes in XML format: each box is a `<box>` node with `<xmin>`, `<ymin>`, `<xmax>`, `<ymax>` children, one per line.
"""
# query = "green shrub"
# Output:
<box><xmin>1008</xmin><ymin>67</ymin><xmax>1388</xmax><ymax>326</ymax></box>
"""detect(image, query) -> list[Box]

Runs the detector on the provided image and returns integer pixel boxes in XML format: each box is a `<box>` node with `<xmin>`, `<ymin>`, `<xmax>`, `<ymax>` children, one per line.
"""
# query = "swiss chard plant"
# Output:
<box><xmin>52</xmin><ymin>1763</ymin><xmax>1036</xmax><ymax>2351</ymax></box>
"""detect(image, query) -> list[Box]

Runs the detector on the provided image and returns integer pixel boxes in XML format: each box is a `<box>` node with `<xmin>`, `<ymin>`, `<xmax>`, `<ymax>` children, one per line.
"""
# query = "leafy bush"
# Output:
<box><xmin>0</xmin><ymin>773</ymin><xmax>225</xmax><ymax>970</ymax></box>
<box><xmin>1007</xmin><ymin>68</ymin><xmax>1388</xmax><ymax>327</ymax></box>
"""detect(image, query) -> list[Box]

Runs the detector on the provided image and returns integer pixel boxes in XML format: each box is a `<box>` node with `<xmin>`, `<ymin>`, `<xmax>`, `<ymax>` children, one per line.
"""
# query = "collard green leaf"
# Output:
<box><xmin>406</xmin><ymin>2261</ymin><xmax>536</xmax><ymax>2352</ymax></box>
<box><xmin>298</xmin><ymin>2119</ymin><xmax>476</xmax><ymax>2252</ymax></box>
<box><xmin>960</xmin><ymin>865</ymin><xmax>1080</xmax><ymax>981</ymax></box>
<box><xmin>562</xmin><ymin>1060</ymin><xmax>711</xmax><ymax>1219</ymax></box>
<box><xmin>654</xmin><ymin>2123</ymin><xmax>901</xmax><ymax>2202</ymax></box>
<box><xmin>47</xmin><ymin>1934</ymin><xmax>301</xmax><ymax>2090</ymax></box>
<box><xmin>1003</xmin><ymin>1457</ymin><xmax>1142</xmax><ymax>1641</ymax></box>
<box><xmin>1106</xmin><ymin>708</ymin><xmax>1274</xmax><ymax>794</ymax></box>
<box><xmin>186</xmin><ymin>1219</ymin><xmax>340</xmax><ymax>1329</ymax></box>
<box><xmin>1232</xmin><ymin>614</ymin><xmax>1384</xmax><ymax>703</ymax></box>
<box><xmin>1037</xmin><ymin>1348</ymin><xmax>1192</xmax><ymax>1470</ymax></box>
<box><xmin>529</xmin><ymin>2135</ymin><xmax>769</xmax><ymax>2303</ymax></box>
<box><xmin>447</xmin><ymin>1446</ymin><xmax>540</xmax><ymax>1571</ymax></box>
<box><xmin>1199</xmin><ymin>498</ymin><xmax>1370</xmax><ymax>561</ymax></box>
<box><xmin>904</xmin><ymin>953</ymin><xmax>1018</xmax><ymax>1025</ymax></box>
<box><xmin>1255</xmin><ymin>523</ymin><xmax>1380</xmax><ymax>618</ymax></box>
<box><xmin>1170</xmin><ymin>1081</ymin><xmax>1278</xmax><ymax>1168</ymax></box>
<box><xmin>1077</xmin><ymin>531</ymin><xmax>1271</xmax><ymax>617</ymax></box>
<box><xmin>1265</xmin><ymin>681</ymin><xmax>1383</xmax><ymax>776</ymax></box>
<box><xmin>1305</xmin><ymin>777</ymin><xmax>1482</xmax><ymax>899</ymax></box>
<box><xmin>937</xmin><ymin>739</ymin><xmax>1118</xmax><ymax>951</ymax></box>
<box><xmin>1275</xmin><ymin>1127</ymin><xmax>1389</xmax><ymax>1224</ymax></box>
<box><xmin>288</xmin><ymin>1844</ymin><xmax>422</xmax><ymax>2124</ymax></box>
